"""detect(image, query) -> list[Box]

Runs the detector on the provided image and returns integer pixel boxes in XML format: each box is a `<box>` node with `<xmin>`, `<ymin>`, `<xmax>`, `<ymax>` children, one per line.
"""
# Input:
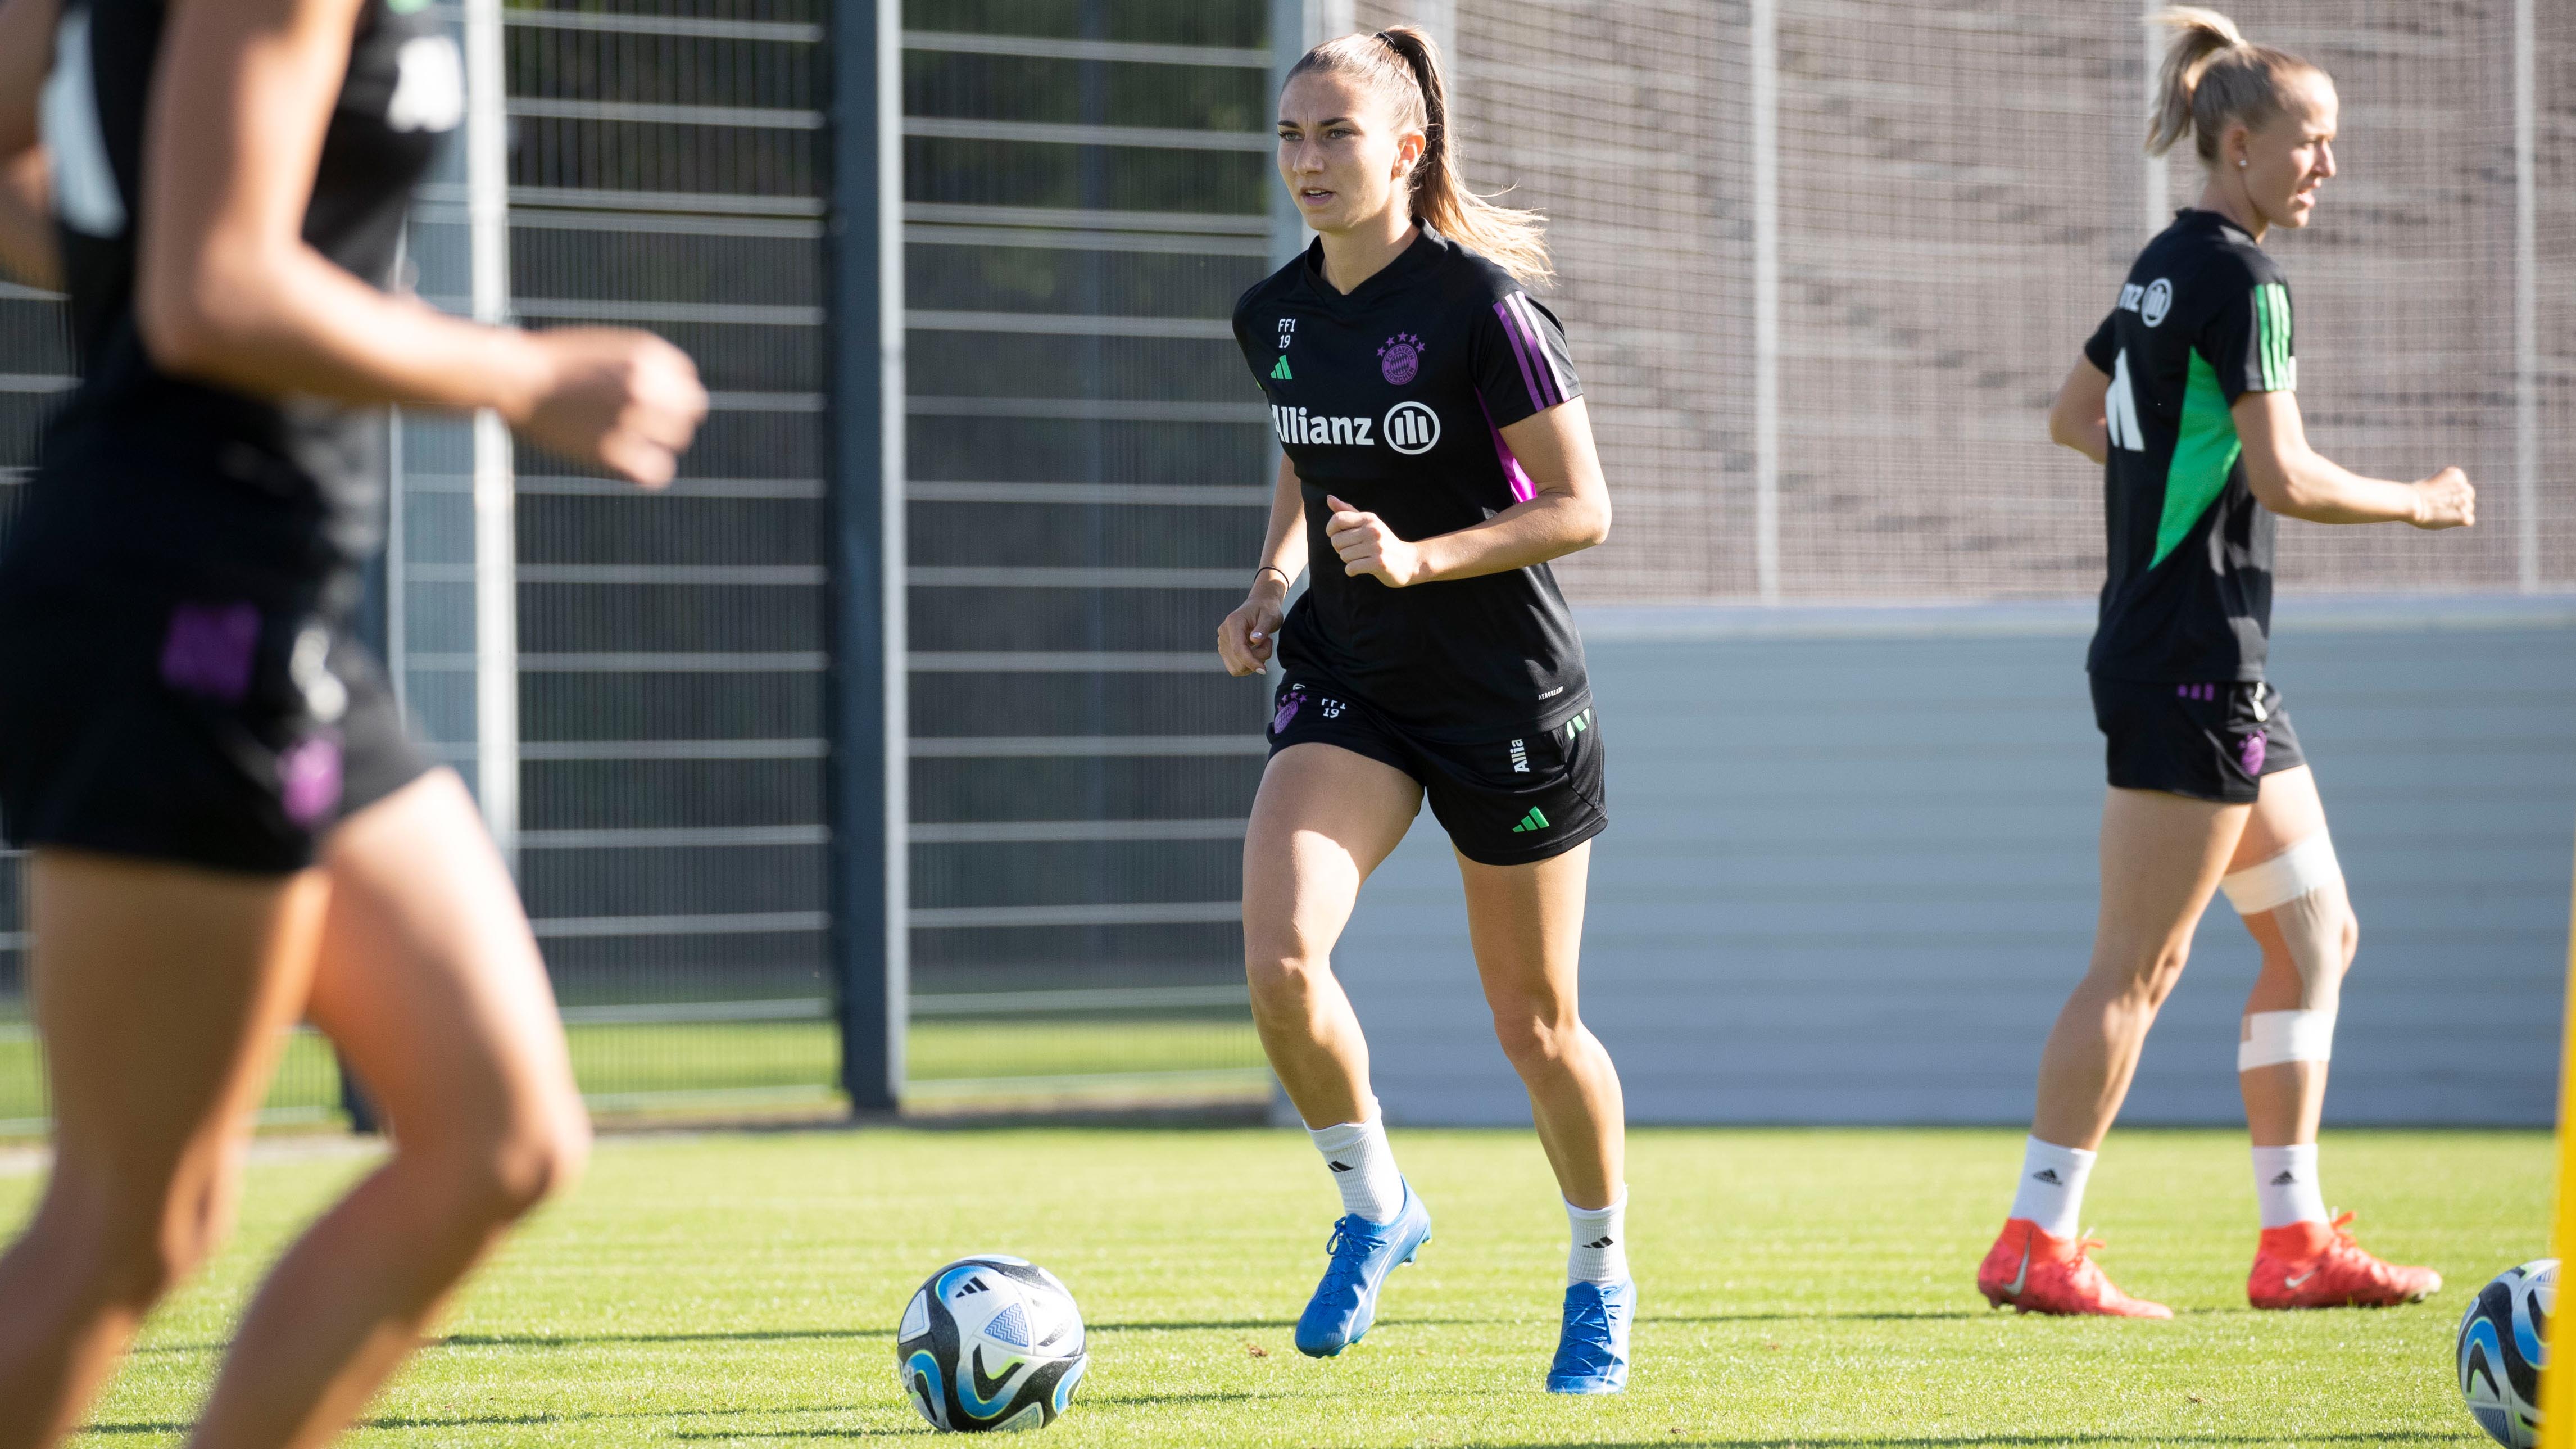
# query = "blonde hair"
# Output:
<box><xmin>1285</xmin><ymin>26</ymin><xmax>1552</xmax><ymax>287</ymax></box>
<box><xmin>2147</xmin><ymin>7</ymin><xmax>2327</xmax><ymax>162</ymax></box>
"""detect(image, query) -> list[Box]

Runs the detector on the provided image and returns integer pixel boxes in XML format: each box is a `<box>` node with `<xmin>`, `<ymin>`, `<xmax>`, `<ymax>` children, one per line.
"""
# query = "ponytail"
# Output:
<box><xmin>2147</xmin><ymin>7</ymin><xmax>2326</xmax><ymax>162</ymax></box>
<box><xmin>1285</xmin><ymin>26</ymin><xmax>1553</xmax><ymax>287</ymax></box>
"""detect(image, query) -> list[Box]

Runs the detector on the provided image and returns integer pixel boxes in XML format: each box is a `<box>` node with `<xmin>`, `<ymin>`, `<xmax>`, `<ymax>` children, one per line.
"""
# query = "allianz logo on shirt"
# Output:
<box><xmin>1271</xmin><ymin>401</ymin><xmax>1443</xmax><ymax>456</ymax></box>
<box><xmin>2117</xmin><ymin>277</ymin><xmax>2173</xmax><ymax>327</ymax></box>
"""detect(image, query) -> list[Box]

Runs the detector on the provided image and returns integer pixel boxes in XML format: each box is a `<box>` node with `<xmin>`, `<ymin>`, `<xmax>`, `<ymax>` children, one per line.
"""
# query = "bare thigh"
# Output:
<box><xmin>31</xmin><ymin>852</ymin><xmax>330</xmax><ymax>1247</ymax></box>
<box><xmin>2230</xmin><ymin>764</ymin><xmax>2329</xmax><ymax>872</ymax></box>
<box><xmin>1241</xmin><ymin>743</ymin><xmax>1422</xmax><ymax>961</ymax></box>
<box><xmin>2094</xmin><ymin>785</ymin><xmax>2250</xmax><ymax>986</ymax></box>
<box><xmin>304</xmin><ymin>771</ymin><xmax>584</xmax><ymax>1172</ymax></box>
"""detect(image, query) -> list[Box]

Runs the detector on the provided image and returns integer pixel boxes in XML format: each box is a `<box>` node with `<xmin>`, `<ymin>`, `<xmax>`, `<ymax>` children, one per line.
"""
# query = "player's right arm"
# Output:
<box><xmin>2234</xmin><ymin>392</ymin><xmax>2473</xmax><ymax>529</ymax></box>
<box><xmin>1218</xmin><ymin>452</ymin><xmax>1306</xmax><ymax>678</ymax></box>
<box><xmin>138</xmin><ymin>0</ymin><xmax>704</xmax><ymax>484</ymax></box>
<box><xmin>0</xmin><ymin>0</ymin><xmax>61</xmax><ymax>289</ymax></box>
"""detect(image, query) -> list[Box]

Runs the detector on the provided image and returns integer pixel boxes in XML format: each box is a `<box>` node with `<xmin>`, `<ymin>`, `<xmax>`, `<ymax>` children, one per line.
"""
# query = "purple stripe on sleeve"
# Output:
<box><xmin>1478</xmin><ymin>396</ymin><xmax>1539</xmax><ymax>503</ymax></box>
<box><xmin>1505</xmin><ymin>294</ymin><xmax>1563</xmax><ymax>408</ymax></box>
<box><xmin>1494</xmin><ymin>298</ymin><xmax>1546</xmax><ymax>413</ymax></box>
<box><xmin>1514</xmin><ymin>292</ymin><xmax>1576</xmax><ymax>402</ymax></box>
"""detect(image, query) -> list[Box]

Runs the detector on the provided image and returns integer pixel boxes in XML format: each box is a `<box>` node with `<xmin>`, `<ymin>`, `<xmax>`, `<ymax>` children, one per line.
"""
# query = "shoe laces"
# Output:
<box><xmin>2063</xmin><ymin>1230</ymin><xmax>2112</xmax><ymax>1289</ymax></box>
<box><xmin>1555</xmin><ymin>1290</ymin><xmax>1617</xmax><ymax>1371</ymax></box>
<box><xmin>2315</xmin><ymin>1210</ymin><xmax>2390</xmax><ymax>1278</ymax></box>
<box><xmin>1318</xmin><ymin>1218</ymin><xmax>1376</xmax><ymax>1298</ymax></box>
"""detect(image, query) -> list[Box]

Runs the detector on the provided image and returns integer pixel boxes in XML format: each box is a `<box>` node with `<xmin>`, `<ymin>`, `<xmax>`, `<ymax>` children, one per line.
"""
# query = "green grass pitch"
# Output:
<box><xmin>4</xmin><ymin>1125</ymin><xmax>2543</xmax><ymax>1446</ymax></box>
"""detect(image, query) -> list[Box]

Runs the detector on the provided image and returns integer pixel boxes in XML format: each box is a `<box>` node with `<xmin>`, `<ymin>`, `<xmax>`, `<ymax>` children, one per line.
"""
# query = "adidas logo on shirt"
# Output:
<box><xmin>1511</xmin><ymin>807</ymin><xmax>1551</xmax><ymax>835</ymax></box>
<box><xmin>1271</xmin><ymin>355</ymin><xmax>1292</xmax><ymax>381</ymax></box>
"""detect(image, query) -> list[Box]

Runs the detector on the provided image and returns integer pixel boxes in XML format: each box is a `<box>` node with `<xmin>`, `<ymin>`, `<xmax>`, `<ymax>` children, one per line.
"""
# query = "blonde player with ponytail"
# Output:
<box><xmin>1977</xmin><ymin>8</ymin><xmax>2473</xmax><ymax>1318</ymax></box>
<box><xmin>1216</xmin><ymin>28</ymin><xmax>1630</xmax><ymax>1391</ymax></box>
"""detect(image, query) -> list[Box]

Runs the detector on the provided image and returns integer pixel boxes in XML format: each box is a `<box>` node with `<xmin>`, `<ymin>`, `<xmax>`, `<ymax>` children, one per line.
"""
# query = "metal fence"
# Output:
<box><xmin>896</xmin><ymin>0</ymin><xmax>1274</xmax><ymax>1106</ymax></box>
<box><xmin>1357</xmin><ymin>0</ymin><xmax>2575</xmax><ymax>603</ymax></box>
<box><xmin>1</xmin><ymin>0</ymin><xmax>2564</xmax><ymax>1129</ymax></box>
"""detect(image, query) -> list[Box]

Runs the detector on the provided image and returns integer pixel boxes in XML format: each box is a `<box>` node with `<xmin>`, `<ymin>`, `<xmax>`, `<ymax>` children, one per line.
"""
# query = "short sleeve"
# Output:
<box><xmin>2082</xmin><ymin>311</ymin><xmax>2117</xmax><ymax>374</ymax></box>
<box><xmin>1476</xmin><ymin>291</ymin><xmax>1583</xmax><ymax>429</ymax></box>
<box><xmin>1231</xmin><ymin>301</ymin><xmax>1267</xmax><ymax>387</ymax></box>
<box><xmin>2198</xmin><ymin>271</ymin><xmax>2297</xmax><ymax>401</ymax></box>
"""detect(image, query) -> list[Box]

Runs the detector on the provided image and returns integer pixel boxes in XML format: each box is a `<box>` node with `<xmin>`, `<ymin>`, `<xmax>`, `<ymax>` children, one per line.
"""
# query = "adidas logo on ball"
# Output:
<box><xmin>897</xmin><ymin>1255</ymin><xmax>1089</xmax><ymax>1433</ymax></box>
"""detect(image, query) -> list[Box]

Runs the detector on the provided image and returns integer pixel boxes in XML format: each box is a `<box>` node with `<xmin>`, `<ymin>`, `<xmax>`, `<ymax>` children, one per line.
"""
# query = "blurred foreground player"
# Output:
<box><xmin>0</xmin><ymin>0</ymin><xmax>702</xmax><ymax>1442</ymax></box>
<box><xmin>1979</xmin><ymin>7</ymin><xmax>2471</xmax><ymax>1319</ymax></box>
<box><xmin>1216</xmin><ymin>26</ymin><xmax>1629</xmax><ymax>1392</ymax></box>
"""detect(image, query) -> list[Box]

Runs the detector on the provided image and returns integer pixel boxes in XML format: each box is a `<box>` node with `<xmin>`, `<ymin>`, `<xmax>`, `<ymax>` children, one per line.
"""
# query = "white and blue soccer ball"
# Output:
<box><xmin>895</xmin><ymin>1255</ymin><xmax>1087</xmax><ymax>1432</ymax></box>
<box><xmin>2459</xmin><ymin>1258</ymin><xmax>2553</xmax><ymax>1448</ymax></box>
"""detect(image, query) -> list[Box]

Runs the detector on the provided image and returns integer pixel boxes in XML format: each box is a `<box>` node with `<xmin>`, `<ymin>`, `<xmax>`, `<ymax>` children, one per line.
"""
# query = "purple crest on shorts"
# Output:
<box><xmin>2239</xmin><ymin>728</ymin><xmax>2267</xmax><ymax>777</ymax></box>
<box><xmin>1272</xmin><ymin>685</ymin><xmax>1306</xmax><ymax>736</ymax></box>
<box><xmin>161</xmin><ymin>601</ymin><xmax>261</xmax><ymax>703</ymax></box>
<box><xmin>1378</xmin><ymin>333</ymin><xmax>1422</xmax><ymax>386</ymax></box>
<box><xmin>279</xmin><ymin>734</ymin><xmax>343</xmax><ymax>827</ymax></box>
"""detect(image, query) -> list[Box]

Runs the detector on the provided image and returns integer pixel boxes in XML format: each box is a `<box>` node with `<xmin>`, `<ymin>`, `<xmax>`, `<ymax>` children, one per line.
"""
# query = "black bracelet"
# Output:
<box><xmin>1255</xmin><ymin>565</ymin><xmax>1291</xmax><ymax>588</ymax></box>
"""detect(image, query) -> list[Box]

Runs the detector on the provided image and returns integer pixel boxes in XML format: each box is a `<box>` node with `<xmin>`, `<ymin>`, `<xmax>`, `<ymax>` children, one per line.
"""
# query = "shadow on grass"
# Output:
<box><xmin>665</xmin><ymin>1392</ymin><xmax>1263</xmax><ymax>1441</ymax></box>
<box><xmin>1089</xmin><ymin>1317</ymin><xmax>1291</xmax><ymax>1333</ymax></box>
<box><xmin>1463</xmin><ymin>1423</ymin><xmax>2462</xmax><ymax>1433</ymax></box>
<box><xmin>1639</xmin><ymin>1310</ymin><xmax>1986</xmax><ymax>1324</ymax></box>
<box><xmin>435</xmin><ymin>1327</ymin><xmax>892</xmax><ymax>1349</ymax></box>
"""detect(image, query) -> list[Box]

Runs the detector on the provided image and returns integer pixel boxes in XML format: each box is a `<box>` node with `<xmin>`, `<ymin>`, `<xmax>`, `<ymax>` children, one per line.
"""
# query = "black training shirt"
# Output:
<box><xmin>22</xmin><ymin>0</ymin><xmax>458</xmax><ymax>581</ymax></box>
<box><xmin>1233</xmin><ymin>229</ymin><xmax>1590</xmax><ymax>742</ymax></box>
<box><xmin>2083</xmin><ymin>209</ymin><xmax>2296</xmax><ymax>683</ymax></box>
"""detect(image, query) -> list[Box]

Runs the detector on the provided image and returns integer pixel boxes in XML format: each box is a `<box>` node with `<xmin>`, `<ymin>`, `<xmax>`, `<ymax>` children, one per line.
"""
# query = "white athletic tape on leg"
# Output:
<box><xmin>2238</xmin><ymin>1009</ymin><xmax>2336</xmax><ymax>1070</ymax></box>
<box><xmin>2221</xmin><ymin>832</ymin><xmax>2341</xmax><ymax>916</ymax></box>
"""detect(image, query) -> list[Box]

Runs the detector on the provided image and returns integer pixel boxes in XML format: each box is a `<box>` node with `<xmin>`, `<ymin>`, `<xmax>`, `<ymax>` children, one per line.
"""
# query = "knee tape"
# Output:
<box><xmin>2220</xmin><ymin>832</ymin><xmax>2340</xmax><ymax>916</ymax></box>
<box><xmin>2223</xmin><ymin>831</ymin><xmax>2350</xmax><ymax>1006</ymax></box>
<box><xmin>2239</xmin><ymin>1008</ymin><xmax>2335</xmax><ymax>1070</ymax></box>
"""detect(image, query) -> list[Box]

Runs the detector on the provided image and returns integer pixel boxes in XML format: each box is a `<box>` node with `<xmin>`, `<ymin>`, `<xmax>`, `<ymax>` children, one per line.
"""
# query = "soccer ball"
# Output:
<box><xmin>895</xmin><ymin>1255</ymin><xmax>1087</xmax><ymax>1432</ymax></box>
<box><xmin>2459</xmin><ymin>1258</ymin><xmax>2554</xmax><ymax>1448</ymax></box>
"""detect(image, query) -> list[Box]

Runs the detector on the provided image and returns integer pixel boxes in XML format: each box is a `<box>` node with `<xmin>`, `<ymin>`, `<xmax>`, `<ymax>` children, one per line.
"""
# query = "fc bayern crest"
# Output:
<box><xmin>1379</xmin><ymin>333</ymin><xmax>1422</xmax><ymax>386</ymax></box>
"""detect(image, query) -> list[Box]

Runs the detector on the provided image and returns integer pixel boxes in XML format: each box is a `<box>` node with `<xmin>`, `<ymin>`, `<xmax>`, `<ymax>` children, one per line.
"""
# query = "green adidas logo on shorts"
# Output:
<box><xmin>1511</xmin><ymin>807</ymin><xmax>1551</xmax><ymax>834</ymax></box>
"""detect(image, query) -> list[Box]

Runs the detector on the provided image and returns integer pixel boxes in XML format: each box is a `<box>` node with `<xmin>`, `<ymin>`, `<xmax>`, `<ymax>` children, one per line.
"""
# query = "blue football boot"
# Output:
<box><xmin>1293</xmin><ymin>1179</ymin><xmax>1432</xmax><ymax>1357</ymax></box>
<box><xmin>1545</xmin><ymin>1278</ymin><xmax>1634</xmax><ymax>1394</ymax></box>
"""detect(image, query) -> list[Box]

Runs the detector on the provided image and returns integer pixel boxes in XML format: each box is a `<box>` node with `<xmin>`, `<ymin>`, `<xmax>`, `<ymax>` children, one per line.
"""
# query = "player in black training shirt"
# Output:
<box><xmin>0</xmin><ymin>0</ymin><xmax>703</xmax><ymax>1439</ymax></box>
<box><xmin>1213</xmin><ymin>27</ymin><xmax>1629</xmax><ymax>1393</ymax></box>
<box><xmin>1976</xmin><ymin>8</ymin><xmax>2474</xmax><ymax>1321</ymax></box>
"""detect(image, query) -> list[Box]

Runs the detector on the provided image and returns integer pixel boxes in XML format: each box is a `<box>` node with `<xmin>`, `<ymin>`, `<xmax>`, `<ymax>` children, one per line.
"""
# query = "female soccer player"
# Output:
<box><xmin>1976</xmin><ymin>7</ymin><xmax>2474</xmax><ymax>1318</ymax></box>
<box><xmin>1215</xmin><ymin>28</ymin><xmax>1627</xmax><ymax>1392</ymax></box>
<box><xmin>0</xmin><ymin>0</ymin><xmax>704</xmax><ymax>1441</ymax></box>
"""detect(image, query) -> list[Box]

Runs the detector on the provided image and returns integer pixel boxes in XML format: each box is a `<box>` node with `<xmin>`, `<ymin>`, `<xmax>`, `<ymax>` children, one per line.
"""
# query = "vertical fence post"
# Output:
<box><xmin>831</xmin><ymin>0</ymin><xmax>906</xmax><ymax>1115</ymax></box>
<box><xmin>2515</xmin><ymin>0</ymin><xmax>2540</xmax><ymax>593</ymax></box>
<box><xmin>462</xmin><ymin>0</ymin><xmax>517</xmax><ymax>871</ymax></box>
<box><xmin>2142</xmin><ymin>0</ymin><xmax>2166</xmax><ymax>242</ymax></box>
<box><xmin>1749</xmin><ymin>0</ymin><xmax>1779</xmax><ymax>603</ymax></box>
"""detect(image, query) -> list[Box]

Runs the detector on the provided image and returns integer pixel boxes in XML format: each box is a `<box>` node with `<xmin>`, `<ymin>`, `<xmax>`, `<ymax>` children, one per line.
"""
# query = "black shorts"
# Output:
<box><xmin>0</xmin><ymin>587</ymin><xmax>430</xmax><ymax>874</ymax></box>
<box><xmin>2090</xmin><ymin>675</ymin><xmax>2307</xmax><ymax>804</ymax></box>
<box><xmin>1266</xmin><ymin>673</ymin><xmax>1607</xmax><ymax>866</ymax></box>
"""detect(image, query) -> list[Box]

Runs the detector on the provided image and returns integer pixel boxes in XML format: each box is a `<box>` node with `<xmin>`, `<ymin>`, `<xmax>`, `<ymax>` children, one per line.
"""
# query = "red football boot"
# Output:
<box><xmin>1976</xmin><ymin>1219</ymin><xmax>2173</xmax><ymax>1318</ymax></box>
<box><xmin>2247</xmin><ymin>1211</ymin><xmax>2442</xmax><ymax>1310</ymax></box>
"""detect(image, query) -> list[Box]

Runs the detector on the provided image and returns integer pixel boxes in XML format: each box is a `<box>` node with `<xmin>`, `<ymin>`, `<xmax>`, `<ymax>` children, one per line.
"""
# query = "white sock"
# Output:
<box><xmin>1307</xmin><ymin>1111</ymin><xmax>1403</xmax><ymax>1224</ymax></box>
<box><xmin>2251</xmin><ymin>1144</ymin><xmax>2328</xmax><ymax>1229</ymax></box>
<box><xmin>2008</xmin><ymin>1136</ymin><xmax>2096</xmax><ymax>1240</ymax></box>
<box><xmin>1566</xmin><ymin>1192</ymin><xmax>1629</xmax><ymax>1285</ymax></box>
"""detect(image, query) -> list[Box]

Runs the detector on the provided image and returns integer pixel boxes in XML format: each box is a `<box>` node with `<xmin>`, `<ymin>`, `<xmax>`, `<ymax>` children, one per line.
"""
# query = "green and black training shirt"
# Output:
<box><xmin>2082</xmin><ymin>208</ymin><xmax>2298</xmax><ymax>683</ymax></box>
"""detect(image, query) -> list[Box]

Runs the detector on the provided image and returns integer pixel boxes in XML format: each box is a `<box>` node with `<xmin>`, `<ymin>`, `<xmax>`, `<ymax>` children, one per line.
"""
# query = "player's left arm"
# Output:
<box><xmin>1325</xmin><ymin>397</ymin><xmax>1609</xmax><ymax>588</ymax></box>
<box><xmin>0</xmin><ymin>0</ymin><xmax>62</xmax><ymax>289</ymax></box>
<box><xmin>2048</xmin><ymin>358</ymin><xmax>2110</xmax><ymax>466</ymax></box>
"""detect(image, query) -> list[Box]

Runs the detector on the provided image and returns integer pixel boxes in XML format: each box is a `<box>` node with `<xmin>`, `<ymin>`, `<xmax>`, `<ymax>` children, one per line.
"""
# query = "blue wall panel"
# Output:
<box><xmin>1328</xmin><ymin>600</ymin><xmax>2576</xmax><ymax>1127</ymax></box>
